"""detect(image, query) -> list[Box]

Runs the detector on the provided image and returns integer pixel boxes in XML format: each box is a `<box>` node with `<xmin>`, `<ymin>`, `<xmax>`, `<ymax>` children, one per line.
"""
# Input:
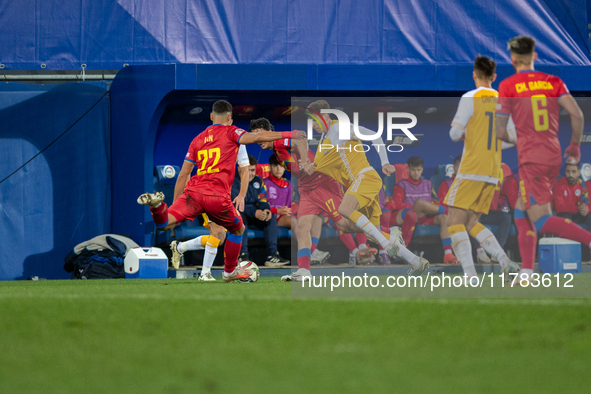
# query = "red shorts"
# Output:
<box><xmin>418</xmin><ymin>215</ymin><xmax>436</xmax><ymax>225</ymax></box>
<box><xmin>519</xmin><ymin>163</ymin><xmax>560</xmax><ymax>209</ymax></box>
<box><xmin>297</xmin><ymin>186</ymin><xmax>344</xmax><ymax>222</ymax></box>
<box><xmin>291</xmin><ymin>201</ymin><xmax>299</xmax><ymax>217</ymax></box>
<box><xmin>168</xmin><ymin>192</ymin><xmax>243</xmax><ymax>232</ymax></box>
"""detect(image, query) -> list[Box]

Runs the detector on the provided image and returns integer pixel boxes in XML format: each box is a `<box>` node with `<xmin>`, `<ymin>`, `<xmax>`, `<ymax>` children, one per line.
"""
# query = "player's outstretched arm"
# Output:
<box><xmin>559</xmin><ymin>95</ymin><xmax>584</xmax><ymax>164</ymax></box>
<box><xmin>292</xmin><ymin>137</ymin><xmax>309</xmax><ymax>159</ymax></box>
<box><xmin>174</xmin><ymin>160</ymin><xmax>195</xmax><ymax>202</ymax></box>
<box><xmin>239</xmin><ymin>130</ymin><xmax>306</xmax><ymax>145</ymax></box>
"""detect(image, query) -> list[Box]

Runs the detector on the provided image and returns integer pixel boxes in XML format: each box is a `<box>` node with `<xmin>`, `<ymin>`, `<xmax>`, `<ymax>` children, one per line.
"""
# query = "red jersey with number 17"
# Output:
<box><xmin>184</xmin><ymin>124</ymin><xmax>247</xmax><ymax>196</ymax></box>
<box><xmin>497</xmin><ymin>70</ymin><xmax>570</xmax><ymax>166</ymax></box>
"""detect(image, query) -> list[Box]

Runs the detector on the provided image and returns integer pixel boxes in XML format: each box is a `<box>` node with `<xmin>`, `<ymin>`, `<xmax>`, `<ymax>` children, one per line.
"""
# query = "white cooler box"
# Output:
<box><xmin>538</xmin><ymin>238</ymin><xmax>581</xmax><ymax>274</ymax></box>
<box><xmin>124</xmin><ymin>247</ymin><xmax>168</xmax><ymax>279</ymax></box>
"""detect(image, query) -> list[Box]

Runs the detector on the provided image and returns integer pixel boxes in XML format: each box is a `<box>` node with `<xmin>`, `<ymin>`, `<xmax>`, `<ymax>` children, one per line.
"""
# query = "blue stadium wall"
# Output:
<box><xmin>1</xmin><ymin>0</ymin><xmax>591</xmax><ymax>279</ymax></box>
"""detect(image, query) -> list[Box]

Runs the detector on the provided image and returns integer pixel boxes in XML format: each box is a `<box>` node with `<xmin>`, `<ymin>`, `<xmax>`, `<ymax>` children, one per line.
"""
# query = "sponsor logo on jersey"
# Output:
<box><xmin>576</xmin><ymin>189</ymin><xmax>581</xmax><ymax>197</ymax></box>
<box><xmin>253</xmin><ymin>182</ymin><xmax>260</xmax><ymax>189</ymax></box>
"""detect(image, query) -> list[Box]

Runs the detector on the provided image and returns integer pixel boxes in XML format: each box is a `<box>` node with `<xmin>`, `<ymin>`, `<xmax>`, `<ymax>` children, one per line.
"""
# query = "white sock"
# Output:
<box><xmin>395</xmin><ymin>243</ymin><xmax>420</xmax><ymax>268</ymax></box>
<box><xmin>353</xmin><ymin>214</ymin><xmax>389</xmax><ymax>248</ymax></box>
<box><xmin>519</xmin><ymin>268</ymin><xmax>534</xmax><ymax>279</ymax></box>
<box><xmin>351</xmin><ymin>247</ymin><xmax>359</xmax><ymax>256</ymax></box>
<box><xmin>201</xmin><ymin>245</ymin><xmax>217</xmax><ymax>274</ymax></box>
<box><xmin>358</xmin><ymin>243</ymin><xmax>367</xmax><ymax>249</ymax></box>
<box><xmin>473</xmin><ymin>227</ymin><xmax>509</xmax><ymax>269</ymax></box>
<box><xmin>451</xmin><ymin>230</ymin><xmax>478</xmax><ymax>277</ymax></box>
<box><xmin>182</xmin><ymin>236</ymin><xmax>206</xmax><ymax>252</ymax></box>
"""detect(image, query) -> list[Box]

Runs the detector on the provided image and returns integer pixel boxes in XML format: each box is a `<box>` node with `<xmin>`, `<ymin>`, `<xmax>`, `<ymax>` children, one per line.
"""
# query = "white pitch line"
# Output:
<box><xmin>0</xmin><ymin>292</ymin><xmax>589</xmax><ymax>306</ymax></box>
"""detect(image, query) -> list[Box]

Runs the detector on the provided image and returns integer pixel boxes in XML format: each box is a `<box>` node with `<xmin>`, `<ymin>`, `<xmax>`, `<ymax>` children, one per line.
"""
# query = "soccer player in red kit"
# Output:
<box><xmin>251</xmin><ymin>117</ymin><xmax>352</xmax><ymax>281</ymax></box>
<box><xmin>137</xmin><ymin>100</ymin><xmax>304</xmax><ymax>282</ymax></box>
<box><xmin>496</xmin><ymin>36</ymin><xmax>591</xmax><ymax>282</ymax></box>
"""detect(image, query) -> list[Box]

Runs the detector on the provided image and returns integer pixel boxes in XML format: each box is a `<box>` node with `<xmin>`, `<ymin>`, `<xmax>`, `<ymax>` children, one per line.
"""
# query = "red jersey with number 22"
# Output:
<box><xmin>497</xmin><ymin>70</ymin><xmax>570</xmax><ymax>166</ymax></box>
<box><xmin>184</xmin><ymin>124</ymin><xmax>247</xmax><ymax>196</ymax></box>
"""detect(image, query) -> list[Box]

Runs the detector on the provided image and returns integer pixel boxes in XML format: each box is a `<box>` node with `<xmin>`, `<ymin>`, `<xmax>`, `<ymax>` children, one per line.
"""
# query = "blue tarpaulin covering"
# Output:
<box><xmin>0</xmin><ymin>82</ymin><xmax>110</xmax><ymax>280</ymax></box>
<box><xmin>0</xmin><ymin>0</ymin><xmax>588</xmax><ymax>69</ymax></box>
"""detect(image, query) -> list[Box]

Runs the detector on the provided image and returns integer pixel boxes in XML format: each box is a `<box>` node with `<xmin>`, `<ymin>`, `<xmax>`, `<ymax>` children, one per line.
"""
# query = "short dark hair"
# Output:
<box><xmin>565</xmin><ymin>162</ymin><xmax>581</xmax><ymax>170</ymax></box>
<box><xmin>269</xmin><ymin>154</ymin><xmax>281</xmax><ymax>167</ymax></box>
<box><xmin>508</xmin><ymin>35</ymin><xmax>535</xmax><ymax>55</ymax></box>
<box><xmin>212</xmin><ymin>100</ymin><xmax>232</xmax><ymax>116</ymax></box>
<box><xmin>249</xmin><ymin>117</ymin><xmax>274</xmax><ymax>132</ymax></box>
<box><xmin>307</xmin><ymin>100</ymin><xmax>330</xmax><ymax>113</ymax></box>
<box><xmin>474</xmin><ymin>55</ymin><xmax>496</xmax><ymax>80</ymax></box>
<box><xmin>407</xmin><ymin>157</ymin><xmax>423</xmax><ymax>167</ymax></box>
<box><xmin>454</xmin><ymin>155</ymin><xmax>462</xmax><ymax>165</ymax></box>
<box><xmin>508</xmin><ymin>36</ymin><xmax>536</xmax><ymax>65</ymax></box>
<box><xmin>248</xmin><ymin>154</ymin><xmax>257</xmax><ymax>166</ymax></box>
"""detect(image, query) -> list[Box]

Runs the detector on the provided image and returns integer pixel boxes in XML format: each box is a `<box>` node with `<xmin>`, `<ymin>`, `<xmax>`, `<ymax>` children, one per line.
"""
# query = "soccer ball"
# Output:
<box><xmin>238</xmin><ymin>261</ymin><xmax>260</xmax><ymax>283</ymax></box>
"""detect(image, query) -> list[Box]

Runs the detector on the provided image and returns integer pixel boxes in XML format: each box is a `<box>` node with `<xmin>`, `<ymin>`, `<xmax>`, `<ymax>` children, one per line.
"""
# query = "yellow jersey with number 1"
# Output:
<box><xmin>451</xmin><ymin>87</ymin><xmax>501</xmax><ymax>185</ymax></box>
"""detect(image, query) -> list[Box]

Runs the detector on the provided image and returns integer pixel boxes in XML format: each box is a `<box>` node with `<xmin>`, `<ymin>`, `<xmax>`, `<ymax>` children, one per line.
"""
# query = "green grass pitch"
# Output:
<box><xmin>1</xmin><ymin>276</ymin><xmax>590</xmax><ymax>393</ymax></box>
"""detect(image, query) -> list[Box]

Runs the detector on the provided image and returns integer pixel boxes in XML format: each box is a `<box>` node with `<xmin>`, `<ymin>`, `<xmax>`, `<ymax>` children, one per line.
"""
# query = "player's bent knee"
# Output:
<box><xmin>231</xmin><ymin>225</ymin><xmax>245</xmax><ymax>236</ymax></box>
<box><xmin>334</xmin><ymin>219</ymin><xmax>349</xmax><ymax>233</ymax></box>
<box><xmin>296</xmin><ymin>222</ymin><xmax>312</xmax><ymax>238</ymax></box>
<box><xmin>338</xmin><ymin>205</ymin><xmax>353</xmax><ymax>218</ymax></box>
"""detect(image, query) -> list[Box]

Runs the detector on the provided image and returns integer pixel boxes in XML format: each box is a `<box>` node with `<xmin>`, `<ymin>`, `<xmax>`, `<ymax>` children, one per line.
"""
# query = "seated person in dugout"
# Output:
<box><xmin>231</xmin><ymin>154</ymin><xmax>290</xmax><ymax>268</ymax></box>
<box><xmin>263</xmin><ymin>154</ymin><xmax>293</xmax><ymax>229</ymax></box>
<box><xmin>386</xmin><ymin>156</ymin><xmax>459</xmax><ymax>264</ymax></box>
<box><xmin>552</xmin><ymin>162</ymin><xmax>591</xmax><ymax>229</ymax></box>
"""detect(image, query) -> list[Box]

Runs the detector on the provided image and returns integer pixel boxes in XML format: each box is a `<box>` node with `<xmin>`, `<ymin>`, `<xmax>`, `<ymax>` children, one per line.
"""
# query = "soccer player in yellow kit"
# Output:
<box><xmin>446</xmin><ymin>55</ymin><xmax>519</xmax><ymax>281</ymax></box>
<box><xmin>302</xmin><ymin>100</ymin><xmax>429</xmax><ymax>275</ymax></box>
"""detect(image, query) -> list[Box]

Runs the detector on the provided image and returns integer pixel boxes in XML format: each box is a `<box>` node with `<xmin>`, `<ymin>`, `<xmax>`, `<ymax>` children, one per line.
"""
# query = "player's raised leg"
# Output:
<box><xmin>137</xmin><ymin>192</ymin><xmax>179</xmax><ymax>232</ymax></box>
<box><xmin>338</xmin><ymin>194</ymin><xmax>428</xmax><ymax>275</ymax></box>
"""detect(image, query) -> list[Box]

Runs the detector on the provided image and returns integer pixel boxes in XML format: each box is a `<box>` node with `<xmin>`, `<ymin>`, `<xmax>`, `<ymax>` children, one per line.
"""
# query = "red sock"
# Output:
<box><xmin>223</xmin><ymin>234</ymin><xmax>242</xmax><ymax>273</ymax></box>
<box><xmin>515</xmin><ymin>217</ymin><xmax>537</xmax><ymax>271</ymax></box>
<box><xmin>380</xmin><ymin>211</ymin><xmax>391</xmax><ymax>229</ymax></box>
<box><xmin>150</xmin><ymin>203</ymin><xmax>169</xmax><ymax>228</ymax></box>
<box><xmin>401</xmin><ymin>209</ymin><xmax>417</xmax><ymax>245</ymax></box>
<box><xmin>339</xmin><ymin>231</ymin><xmax>357</xmax><ymax>252</ymax></box>
<box><xmin>355</xmin><ymin>233</ymin><xmax>367</xmax><ymax>247</ymax></box>
<box><xmin>310</xmin><ymin>237</ymin><xmax>319</xmax><ymax>254</ymax></box>
<box><xmin>297</xmin><ymin>256</ymin><xmax>311</xmax><ymax>270</ymax></box>
<box><xmin>540</xmin><ymin>216</ymin><xmax>591</xmax><ymax>246</ymax></box>
<box><xmin>442</xmin><ymin>237</ymin><xmax>453</xmax><ymax>255</ymax></box>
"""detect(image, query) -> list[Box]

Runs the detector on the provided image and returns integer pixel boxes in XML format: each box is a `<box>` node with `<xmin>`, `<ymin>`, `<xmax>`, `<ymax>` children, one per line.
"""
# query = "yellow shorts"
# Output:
<box><xmin>444</xmin><ymin>178</ymin><xmax>496</xmax><ymax>215</ymax></box>
<box><xmin>346</xmin><ymin>170</ymin><xmax>382</xmax><ymax>226</ymax></box>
